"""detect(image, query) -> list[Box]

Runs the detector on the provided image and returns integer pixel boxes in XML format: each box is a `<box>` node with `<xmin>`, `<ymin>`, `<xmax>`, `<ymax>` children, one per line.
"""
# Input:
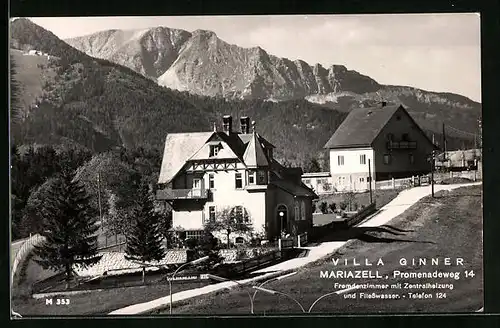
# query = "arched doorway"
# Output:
<box><xmin>276</xmin><ymin>204</ymin><xmax>288</xmax><ymax>235</ymax></box>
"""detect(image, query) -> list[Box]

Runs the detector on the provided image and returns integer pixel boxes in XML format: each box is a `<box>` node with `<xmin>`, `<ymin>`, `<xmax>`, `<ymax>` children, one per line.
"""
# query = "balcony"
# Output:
<box><xmin>387</xmin><ymin>141</ymin><xmax>417</xmax><ymax>150</ymax></box>
<box><xmin>156</xmin><ymin>188</ymin><xmax>209</xmax><ymax>200</ymax></box>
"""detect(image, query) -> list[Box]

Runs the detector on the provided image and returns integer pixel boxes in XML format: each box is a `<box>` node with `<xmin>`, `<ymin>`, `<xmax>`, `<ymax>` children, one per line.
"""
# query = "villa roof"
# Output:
<box><xmin>158</xmin><ymin>130</ymin><xmax>275</xmax><ymax>184</ymax></box>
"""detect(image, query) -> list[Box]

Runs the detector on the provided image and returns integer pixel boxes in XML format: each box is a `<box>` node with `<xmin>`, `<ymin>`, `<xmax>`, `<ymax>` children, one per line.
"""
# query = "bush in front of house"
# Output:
<box><xmin>235</xmin><ymin>248</ymin><xmax>248</xmax><ymax>261</ymax></box>
<box><xmin>328</xmin><ymin>202</ymin><xmax>336</xmax><ymax>213</ymax></box>
<box><xmin>339</xmin><ymin>201</ymin><xmax>348</xmax><ymax>211</ymax></box>
<box><xmin>319</xmin><ymin>201</ymin><xmax>328</xmax><ymax>214</ymax></box>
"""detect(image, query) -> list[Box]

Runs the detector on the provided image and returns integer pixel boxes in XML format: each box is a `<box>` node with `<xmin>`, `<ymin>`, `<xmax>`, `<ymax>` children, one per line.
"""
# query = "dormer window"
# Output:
<box><xmin>248</xmin><ymin>171</ymin><xmax>256</xmax><ymax>184</ymax></box>
<box><xmin>210</xmin><ymin>144</ymin><xmax>221</xmax><ymax>157</ymax></box>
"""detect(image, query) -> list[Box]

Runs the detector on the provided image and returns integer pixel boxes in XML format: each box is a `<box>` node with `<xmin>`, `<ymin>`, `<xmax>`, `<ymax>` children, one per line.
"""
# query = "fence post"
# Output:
<box><xmin>297</xmin><ymin>235</ymin><xmax>301</xmax><ymax>248</ymax></box>
<box><xmin>391</xmin><ymin>178</ymin><xmax>395</xmax><ymax>189</ymax></box>
<box><xmin>278</xmin><ymin>239</ymin><xmax>282</xmax><ymax>251</ymax></box>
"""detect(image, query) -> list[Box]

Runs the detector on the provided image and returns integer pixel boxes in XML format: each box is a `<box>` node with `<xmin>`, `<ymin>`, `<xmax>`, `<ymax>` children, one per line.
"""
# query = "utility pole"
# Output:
<box><xmin>442</xmin><ymin>123</ymin><xmax>447</xmax><ymax>163</ymax></box>
<box><xmin>368</xmin><ymin>159</ymin><xmax>373</xmax><ymax>204</ymax></box>
<box><xmin>431</xmin><ymin>134</ymin><xmax>435</xmax><ymax>198</ymax></box>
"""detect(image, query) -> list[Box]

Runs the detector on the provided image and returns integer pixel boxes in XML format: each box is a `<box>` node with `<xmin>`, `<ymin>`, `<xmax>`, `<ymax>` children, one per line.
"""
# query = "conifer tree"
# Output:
<box><xmin>124</xmin><ymin>181</ymin><xmax>165</xmax><ymax>283</ymax></box>
<box><xmin>33</xmin><ymin>171</ymin><xmax>101</xmax><ymax>289</ymax></box>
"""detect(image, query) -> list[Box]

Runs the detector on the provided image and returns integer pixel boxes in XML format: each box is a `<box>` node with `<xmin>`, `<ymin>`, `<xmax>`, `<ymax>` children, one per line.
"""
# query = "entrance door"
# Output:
<box><xmin>277</xmin><ymin>205</ymin><xmax>288</xmax><ymax>235</ymax></box>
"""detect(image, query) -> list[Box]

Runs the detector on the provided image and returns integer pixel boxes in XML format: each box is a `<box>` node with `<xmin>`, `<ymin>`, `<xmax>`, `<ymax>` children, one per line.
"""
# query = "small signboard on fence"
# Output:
<box><xmin>165</xmin><ymin>274</ymin><xmax>210</xmax><ymax>282</ymax></box>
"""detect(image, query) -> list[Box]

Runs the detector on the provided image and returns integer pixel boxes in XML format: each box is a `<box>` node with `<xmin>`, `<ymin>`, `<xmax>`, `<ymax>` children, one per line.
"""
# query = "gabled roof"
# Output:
<box><xmin>158</xmin><ymin>132</ymin><xmax>213</xmax><ymax>184</ymax></box>
<box><xmin>158</xmin><ymin>129</ymin><xmax>276</xmax><ymax>184</ymax></box>
<box><xmin>189</xmin><ymin>139</ymin><xmax>240</xmax><ymax>161</ymax></box>
<box><xmin>243</xmin><ymin>132</ymin><xmax>269</xmax><ymax>167</ymax></box>
<box><xmin>324</xmin><ymin>104</ymin><xmax>401</xmax><ymax>149</ymax></box>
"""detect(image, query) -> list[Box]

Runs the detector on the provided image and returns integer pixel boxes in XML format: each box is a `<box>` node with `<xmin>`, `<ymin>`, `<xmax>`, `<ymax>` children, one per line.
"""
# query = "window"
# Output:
<box><xmin>231</xmin><ymin>206</ymin><xmax>249</xmax><ymax>224</ymax></box>
<box><xmin>294</xmin><ymin>201</ymin><xmax>300</xmax><ymax>221</ymax></box>
<box><xmin>210</xmin><ymin>145</ymin><xmax>220</xmax><ymax>157</ymax></box>
<box><xmin>338</xmin><ymin>176</ymin><xmax>345</xmax><ymax>185</ymax></box>
<box><xmin>235</xmin><ymin>172</ymin><xmax>243</xmax><ymax>189</ymax></box>
<box><xmin>383</xmin><ymin>154</ymin><xmax>392</xmax><ymax>165</ymax></box>
<box><xmin>301</xmin><ymin>200</ymin><xmax>306</xmax><ymax>220</ymax></box>
<box><xmin>360</xmin><ymin>154</ymin><xmax>366</xmax><ymax>165</ymax></box>
<box><xmin>193</xmin><ymin>178</ymin><xmax>201</xmax><ymax>189</ymax></box>
<box><xmin>248</xmin><ymin>171</ymin><xmax>256</xmax><ymax>184</ymax></box>
<box><xmin>402</xmin><ymin>133</ymin><xmax>410</xmax><ymax>141</ymax></box>
<box><xmin>186</xmin><ymin>230</ymin><xmax>204</xmax><ymax>239</ymax></box>
<box><xmin>208</xmin><ymin>206</ymin><xmax>216</xmax><ymax>222</ymax></box>
<box><xmin>304</xmin><ymin>179</ymin><xmax>311</xmax><ymax>184</ymax></box>
<box><xmin>268</xmin><ymin>149</ymin><xmax>273</xmax><ymax>159</ymax></box>
<box><xmin>257</xmin><ymin>170</ymin><xmax>267</xmax><ymax>184</ymax></box>
<box><xmin>359</xmin><ymin>177</ymin><xmax>365</xmax><ymax>183</ymax></box>
<box><xmin>337</xmin><ymin>155</ymin><xmax>344</xmax><ymax>166</ymax></box>
<box><xmin>208</xmin><ymin>174</ymin><xmax>215</xmax><ymax>189</ymax></box>
<box><xmin>409</xmin><ymin>153</ymin><xmax>415</xmax><ymax>164</ymax></box>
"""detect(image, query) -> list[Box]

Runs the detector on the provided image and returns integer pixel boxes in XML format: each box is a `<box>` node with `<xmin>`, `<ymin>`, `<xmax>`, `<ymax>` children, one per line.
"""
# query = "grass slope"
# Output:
<box><xmin>159</xmin><ymin>185</ymin><xmax>482</xmax><ymax>314</ymax></box>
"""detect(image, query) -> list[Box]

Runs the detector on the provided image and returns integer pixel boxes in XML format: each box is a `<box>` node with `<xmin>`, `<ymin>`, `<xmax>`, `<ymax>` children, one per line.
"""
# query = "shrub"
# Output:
<box><xmin>235</xmin><ymin>249</ymin><xmax>248</xmax><ymax>261</ymax></box>
<box><xmin>319</xmin><ymin>201</ymin><xmax>328</xmax><ymax>214</ymax></box>
<box><xmin>184</xmin><ymin>238</ymin><xmax>198</xmax><ymax>250</ymax></box>
<box><xmin>328</xmin><ymin>202</ymin><xmax>336</xmax><ymax>213</ymax></box>
<box><xmin>353</xmin><ymin>202</ymin><xmax>359</xmax><ymax>211</ymax></box>
<box><xmin>339</xmin><ymin>201</ymin><xmax>348</xmax><ymax>211</ymax></box>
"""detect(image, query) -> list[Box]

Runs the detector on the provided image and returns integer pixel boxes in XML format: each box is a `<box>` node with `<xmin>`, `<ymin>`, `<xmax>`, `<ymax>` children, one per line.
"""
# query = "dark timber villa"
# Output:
<box><xmin>322</xmin><ymin>103</ymin><xmax>437</xmax><ymax>191</ymax></box>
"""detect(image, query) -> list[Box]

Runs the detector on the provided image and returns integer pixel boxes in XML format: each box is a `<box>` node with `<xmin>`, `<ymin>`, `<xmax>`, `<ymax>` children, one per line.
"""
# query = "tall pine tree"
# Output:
<box><xmin>33</xmin><ymin>171</ymin><xmax>101</xmax><ymax>289</ymax></box>
<box><xmin>125</xmin><ymin>181</ymin><xmax>165</xmax><ymax>283</ymax></box>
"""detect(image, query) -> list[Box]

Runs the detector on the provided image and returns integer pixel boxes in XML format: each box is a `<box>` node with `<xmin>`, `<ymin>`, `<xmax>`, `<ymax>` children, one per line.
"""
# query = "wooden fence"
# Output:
<box><xmin>344</xmin><ymin>203</ymin><xmax>377</xmax><ymax>227</ymax></box>
<box><xmin>214</xmin><ymin>249</ymin><xmax>282</xmax><ymax>277</ymax></box>
<box><xmin>11</xmin><ymin>234</ymin><xmax>46</xmax><ymax>285</ymax></box>
<box><xmin>375</xmin><ymin>170</ymin><xmax>480</xmax><ymax>191</ymax></box>
<box><xmin>296</xmin><ymin>232</ymin><xmax>308</xmax><ymax>248</ymax></box>
<box><xmin>278</xmin><ymin>238</ymin><xmax>294</xmax><ymax>250</ymax></box>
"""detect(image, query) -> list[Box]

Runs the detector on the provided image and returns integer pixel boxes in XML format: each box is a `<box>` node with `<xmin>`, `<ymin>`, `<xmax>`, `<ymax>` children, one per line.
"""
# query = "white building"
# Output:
<box><xmin>303</xmin><ymin>103</ymin><xmax>436</xmax><ymax>192</ymax></box>
<box><xmin>157</xmin><ymin>115</ymin><xmax>317</xmax><ymax>244</ymax></box>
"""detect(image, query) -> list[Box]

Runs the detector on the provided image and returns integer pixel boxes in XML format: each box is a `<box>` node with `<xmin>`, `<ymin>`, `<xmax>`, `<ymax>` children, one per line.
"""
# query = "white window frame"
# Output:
<box><xmin>208</xmin><ymin>206</ymin><xmax>216</xmax><ymax>222</ymax></box>
<box><xmin>337</xmin><ymin>155</ymin><xmax>344</xmax><ymax>166</ymax></box>
<box><xmin>248</xmin><ymin>171</ymin><xmax>256</xmax><ymax>184</ymax></box>
<box><xmin>193</xmin><ymin>178</ymin><xmax>201</xmax><ymax>189</ymax></box>
<box><xmin>208</xmin><ymin>174</ymin><xmax>215</xmax><ymax>189</ymax></box>
<box><xmin>235</xmin><ymin>172</ymin><xmax>243</xmax><ymax>189</ymax></box>
<box><xmin>360</xmin><ymin>154</ymin><xmax>366</xmax><ymax>165</ymax></box>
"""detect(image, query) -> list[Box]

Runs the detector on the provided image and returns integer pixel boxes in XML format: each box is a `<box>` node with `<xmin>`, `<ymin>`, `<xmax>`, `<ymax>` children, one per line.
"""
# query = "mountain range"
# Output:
<box><xmin>66</xmin><ymin>26</ymin><xmax>481</xmax><ymax>136</ymax></box>
<box><xmin>9</xmin><ymin>18</ymin><xmax>480</xmax><ymax>168</ymax></box>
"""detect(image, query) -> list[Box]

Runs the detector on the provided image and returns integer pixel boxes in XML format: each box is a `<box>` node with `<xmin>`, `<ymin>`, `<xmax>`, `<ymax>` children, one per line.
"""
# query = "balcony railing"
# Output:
<box><xmin>387</xmin><ymin>141</ymin><xmax>417</xmax><ymax>150</ymax></box>
<box><xmin>156</xmin><ymin>188</ymin><xmax>209</xmax><ymax>200</ymax></box>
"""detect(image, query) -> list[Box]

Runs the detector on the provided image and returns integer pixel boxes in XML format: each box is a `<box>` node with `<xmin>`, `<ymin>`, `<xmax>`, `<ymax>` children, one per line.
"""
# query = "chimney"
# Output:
<box><xmin>222</xmin><ymin>115</ymin><xmax>232</xmax><ymax>134</ymax></box>
<box><xmin>240</xmin><ymin>116</ymin><xmax>250</xmax><ymax>134</ymax></box>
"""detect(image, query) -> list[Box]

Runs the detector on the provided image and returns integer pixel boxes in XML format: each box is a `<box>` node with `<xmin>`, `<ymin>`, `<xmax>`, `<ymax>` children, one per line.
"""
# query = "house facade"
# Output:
<box><xmin>157</xmin><ymin>115</ymin><xmax>317</xmax><ymax>244</ymax></box>
<box><xmin>318</xmin><ymin>103</ymin><xmax>436</xmax><ymax>192</ymax></box>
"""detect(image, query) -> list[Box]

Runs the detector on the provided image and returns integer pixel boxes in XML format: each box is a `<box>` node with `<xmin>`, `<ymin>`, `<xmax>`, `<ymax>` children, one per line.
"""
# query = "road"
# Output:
<box><xmin>11</xmin><ymin>238</ymin><xmax>27</xmax><ymax>266</ymax></box>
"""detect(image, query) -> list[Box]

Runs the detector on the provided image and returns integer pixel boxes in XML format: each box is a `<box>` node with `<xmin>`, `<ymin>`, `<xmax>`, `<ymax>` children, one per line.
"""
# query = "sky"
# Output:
<box><xmin>28</xmin><ymin>14</ymin><xmax>481</xmax><ymax>102</ymax></box>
